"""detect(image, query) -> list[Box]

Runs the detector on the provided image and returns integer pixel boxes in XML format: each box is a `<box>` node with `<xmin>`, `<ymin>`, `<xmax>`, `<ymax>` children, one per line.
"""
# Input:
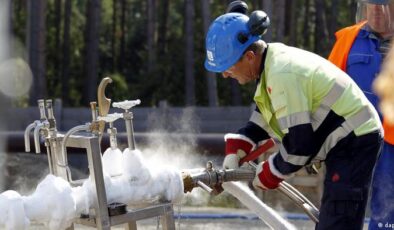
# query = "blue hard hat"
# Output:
<box><xmin>204</xmin><ymin>13</ymin><xmax>261</xmax><ymax>73</ymax></box>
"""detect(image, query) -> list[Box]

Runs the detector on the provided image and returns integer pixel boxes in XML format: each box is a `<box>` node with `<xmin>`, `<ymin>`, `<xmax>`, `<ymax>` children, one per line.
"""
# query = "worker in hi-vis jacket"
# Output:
<box><xmin>204</xmin><ymin>10</ymin><xmax>383</xmax><ymax>229</ymax></box>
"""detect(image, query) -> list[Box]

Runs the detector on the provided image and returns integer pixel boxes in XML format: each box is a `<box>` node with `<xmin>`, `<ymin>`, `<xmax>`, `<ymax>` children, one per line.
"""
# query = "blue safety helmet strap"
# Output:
<box><xmin>204</xmin><ymin>13</ymin><xmax>261</xmax><ymax>73</ymax></box>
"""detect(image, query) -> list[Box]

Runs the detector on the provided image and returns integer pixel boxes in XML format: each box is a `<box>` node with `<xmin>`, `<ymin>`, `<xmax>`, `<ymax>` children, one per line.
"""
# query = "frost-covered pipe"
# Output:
<box><xmin>222</xmin><ymin>181</ymin><xmax>296</xmax><ymax>230</ymax></box>
<box><xmin>0</xmin><ymin>148</ymin><xmax>184</xmax><ymax>230</ymax></box>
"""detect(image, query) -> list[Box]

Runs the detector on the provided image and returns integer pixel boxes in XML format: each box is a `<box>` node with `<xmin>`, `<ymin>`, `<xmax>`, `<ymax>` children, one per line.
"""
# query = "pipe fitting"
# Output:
<box><xmin>24</xmin><ymin>121</ymin><xmax>39</xmax><ymax>152</ymax></box>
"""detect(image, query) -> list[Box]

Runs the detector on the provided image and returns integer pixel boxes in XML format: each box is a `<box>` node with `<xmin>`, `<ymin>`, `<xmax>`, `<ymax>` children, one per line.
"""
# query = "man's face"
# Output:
<box><xmin>366</xmin><ymin>3</ymin><xmax>394</xmax><ymax>33</ymax></box>
<box><xmin>221</xmin><ymin>51</ymin><xmax>256</xmax><ymax>85</ymax></box>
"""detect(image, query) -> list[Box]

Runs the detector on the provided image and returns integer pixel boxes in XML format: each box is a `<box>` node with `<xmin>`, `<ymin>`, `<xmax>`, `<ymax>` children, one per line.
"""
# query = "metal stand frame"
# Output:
<box><xmin>25</xmin><ymin>99</ymin><xmax>176</xmax><ymax>230</ymax></box>
<box><xmin>64</xmin><ymin>134</ymin><xmax>175</xmax><ymax>230</ymax></box>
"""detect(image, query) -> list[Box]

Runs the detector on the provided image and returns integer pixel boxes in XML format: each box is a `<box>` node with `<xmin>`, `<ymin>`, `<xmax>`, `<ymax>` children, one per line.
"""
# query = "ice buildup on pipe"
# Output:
<box><xmin>0</xmin><ymin>190</ymin><xmax>30</xmax><ymax>230</ymax></box>
<box><xmin>0</xmin><ymin>148</ymin><xmax>184</xmax><ymax>230</ymax></box>
<box><xmin>102</xmin><ymin>147</ymin><xmax>123</xmax><ymax>177</ymax></box>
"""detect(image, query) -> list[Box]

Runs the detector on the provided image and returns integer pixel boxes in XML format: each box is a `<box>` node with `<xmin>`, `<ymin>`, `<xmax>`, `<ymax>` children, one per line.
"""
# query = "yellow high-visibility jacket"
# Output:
<box><xmin>247</xmin><ymin>43</ymin><xmax>382</xmax><ymax>177</ymax></box>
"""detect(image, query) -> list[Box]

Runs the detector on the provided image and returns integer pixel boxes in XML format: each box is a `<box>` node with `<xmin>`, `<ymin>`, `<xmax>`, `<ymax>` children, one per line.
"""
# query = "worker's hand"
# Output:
<box><xmin>223</xmin><ymin>149</ymin><xmax>248</xmax><ymax>169</ymax></box>
<box><xmin>252</xmin><ymin>161</ymin><xmax>283</xmax><ymax>190</ymax></box>
<box><xmin>223</xmin><ymin>133</ymin><xmax>254</xmax><ymax>169</ymax></box>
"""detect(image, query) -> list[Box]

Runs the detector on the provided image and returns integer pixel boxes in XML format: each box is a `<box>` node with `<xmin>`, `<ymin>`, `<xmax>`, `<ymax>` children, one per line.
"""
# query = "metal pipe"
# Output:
<box><xmin>248</xmin><ymin>161</ymin><xmax>319</xmax><ymax>223</ymax></box>
<box><xmin>112</xmin><ymin>100</ymin><xmax>140</xmax><ymax>150</ymax></box>
<box><xmin>44</xmin><ymin>99</ymin><xmax>58</xmax><ymax>175</ymax></box>
<box><xmin>46</xmin><ymin>100</ymin><xmax>57</xmax><ymax>132</ymax></box>
<box><xmin>197</xmin><ymin>180</ymin><xmax>213</xmax><ymax>193</ymax></box>
<box><xmin>281</xmin><ymin>181</ymin><xmax>319</xmax><ymax>213</ymax></box>
<box><xmin>33</xmin><ymin>123</ymin><xmax>44</xmax><ymax>154</ymax></box>
<box><xmin>277</xmin><ymin>183</ymin><xmax>319</xmax><ymax>223</ymax></box>
<box><xmin>61</xmin><ymin>124</ymin><xmax>91</xmax><ymax>166</ymax></box>
<box><xmin>108</xmin><ymin>124</ymin><xmax>117</xmax><ymax>150</ymax></box>
<box><xmin>24</xmin><ymin>99</ymin><xmax>47</xmax><ymax>153</ymax></box>
<box><xmin>90</xmin><ymin>102</ymin><xmax>98</xmax><ymax>122</ymax></box>
<box><xmin>45</xmin><ymin>100</ymin><xmax>58</xmax><ymax>138</ymax></box>
<box><xmin>24</xmin><ymin>121</ymin><xmax>38</xmax><ymax>152</ymax></box>
<box><xmin>60</xmin><ymin>124</ymin><xmax>91</xmax><ymax>181</ymax></box>
<box><xmin>44</xmin><ymin>140</ymin><xmax>54</xmax><ymax>174</ymax></box>
<box><xmin>222</xmin><ymin>182</ymin><xmax>296</xmax><ymax>230</ymax></box>
<box><xmin>190</xmin><ymin>168</ymin><xmax>255</xmax><ymax>186</ymax></box>
<box><xmin>124</xmin><ymin>112</ymin><xmax>136</xmax><ymax>150</ymax></box>
<box><xmin>38</xmin><ymin>99</ymin><xmax>47</xmax><ymax>120</ymax></box>
<box><xmin>279</xmin><ymin>181</ymin><xmax>319</xmax><ymax>223</ymax></box>
<box><xmin>46</xmin><ymin>99</ymin><xmax>54</xmax><ymax>119</ymax></box>
<box><xmin>97</xmin><ymin>113</ymin><xmax>123</xmax><ymax>150</ymax></box>
<box><xmin>184</xmin><ymin>161</ymin><xmax>319</xmax><ymax>223</ymax></box>
<box><xmin>183</xmin><ymin>167</ymin><xmax>255</xmax><ymax>193</ymax></box>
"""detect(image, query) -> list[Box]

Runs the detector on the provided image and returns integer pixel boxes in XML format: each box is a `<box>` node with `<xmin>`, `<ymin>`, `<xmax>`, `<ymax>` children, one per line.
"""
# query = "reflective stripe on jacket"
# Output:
<box><xmin>254</xmin><ymin>43</ymin><xmax>382</xmax><ymax>176</ymax></box>
<box><xmin>328</xmin><ymin>23</ymin><xmax>394</xmax><ymax>145</ymax></box>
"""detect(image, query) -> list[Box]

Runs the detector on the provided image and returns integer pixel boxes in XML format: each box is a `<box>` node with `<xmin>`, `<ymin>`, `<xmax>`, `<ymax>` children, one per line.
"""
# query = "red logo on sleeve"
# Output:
<box><xmin>332</xmin><ymin>173</ymin><xmax>340</xmax><ymax>182</ymax></box>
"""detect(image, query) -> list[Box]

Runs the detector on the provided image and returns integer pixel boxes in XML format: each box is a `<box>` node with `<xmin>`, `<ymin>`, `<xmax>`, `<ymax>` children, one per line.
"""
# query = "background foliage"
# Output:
<box><xmin>10</xmin><ymin>0</ymin><xmax>358</xmax><ymax>107</ymax></box>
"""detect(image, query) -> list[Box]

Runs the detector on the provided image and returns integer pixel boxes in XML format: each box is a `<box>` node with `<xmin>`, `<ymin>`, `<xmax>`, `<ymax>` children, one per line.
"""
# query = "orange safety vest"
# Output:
<box><xmin>328</xmin><ymin>22</ymin><xmax>394</xmax><ymax>145</ymax></box>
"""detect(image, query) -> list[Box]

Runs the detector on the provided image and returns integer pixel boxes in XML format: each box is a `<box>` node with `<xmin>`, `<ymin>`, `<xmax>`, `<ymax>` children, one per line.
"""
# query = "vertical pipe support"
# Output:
<box><xmin>45</xmin><ymin>99</ymin><xmax>58</xmax><ymax>175</ymax></box>
<box><xmin>108</xmin><ymin>122</ymin><xmax>118</xmax><ymax>149</ymax></box>
<box><xmin>123</xmin><ymin>110</ymin><xmax>136</xmax><ymax>150</ymax></box>
<box><xmin>38</xmin><ymin>99</ymin><xmax>47</xmax><ymax>120</ymax></box>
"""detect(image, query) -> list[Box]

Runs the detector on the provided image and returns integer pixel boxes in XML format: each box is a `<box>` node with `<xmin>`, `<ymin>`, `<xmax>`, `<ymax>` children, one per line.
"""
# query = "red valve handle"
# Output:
<box><xmin>239</xmin><ymin>138</ymin><xmax>275</xmax><ymax>164</ymax></box>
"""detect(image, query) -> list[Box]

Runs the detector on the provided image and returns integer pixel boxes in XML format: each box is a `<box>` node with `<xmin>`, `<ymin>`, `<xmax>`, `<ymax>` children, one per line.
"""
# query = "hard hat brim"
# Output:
<box><xmin>204</xmin><ymin>36</ymin><xmax>261</xmax><ymax>73</ymax></box>
<box><xmin>204</xmin><ymin>59</ymin><xmax>232</xmax><ymax>73</ymax></box>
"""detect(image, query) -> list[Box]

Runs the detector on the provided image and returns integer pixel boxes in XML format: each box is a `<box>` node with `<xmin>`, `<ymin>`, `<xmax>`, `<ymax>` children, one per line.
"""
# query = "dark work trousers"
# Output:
<box><xmin>316</xmin><ymin>131</ymin><xmax>383</xmax><ymax>230</ymax></box>
<box><xmin>368</xmin><ymin>142</ymin><xmax>394</xmax><ymax>230</ymax></box>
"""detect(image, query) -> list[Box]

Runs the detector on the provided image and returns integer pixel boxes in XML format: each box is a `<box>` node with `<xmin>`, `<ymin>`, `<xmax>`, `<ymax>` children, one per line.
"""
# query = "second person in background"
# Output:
<box><xmin>329</xmin><ymin>1</ymin><xmax>394</xmax><ymax>229</ymax></box>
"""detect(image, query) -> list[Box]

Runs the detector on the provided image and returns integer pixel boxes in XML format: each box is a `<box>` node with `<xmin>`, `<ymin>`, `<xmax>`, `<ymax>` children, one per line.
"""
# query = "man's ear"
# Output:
<box><xmin>244</xmin><ymin>50</ymin><xmax>256</xmax><ymax>62</ymax></box>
